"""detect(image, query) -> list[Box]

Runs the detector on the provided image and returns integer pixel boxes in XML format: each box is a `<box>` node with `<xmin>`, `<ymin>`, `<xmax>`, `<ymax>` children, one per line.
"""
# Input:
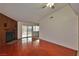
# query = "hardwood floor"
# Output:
<box><xmin>0</xmin><ymin>38</ymin><xmax>77</xmax><ymax>56</ymax></box>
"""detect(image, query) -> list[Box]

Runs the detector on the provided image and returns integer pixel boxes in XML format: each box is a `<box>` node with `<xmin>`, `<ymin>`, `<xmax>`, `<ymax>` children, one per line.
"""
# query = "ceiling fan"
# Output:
<box><xmin>42</xmin><ymin>3</ymin><xmax>55</xmax><ymax>9</ymax></box>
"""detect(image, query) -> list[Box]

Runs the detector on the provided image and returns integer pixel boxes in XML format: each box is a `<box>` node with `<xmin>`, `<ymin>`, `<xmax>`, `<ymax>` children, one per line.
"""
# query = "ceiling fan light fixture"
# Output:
<box><xmin>46</xmin><ymin>3</ymin><xmax>54</xmax><ymax>8</ymax></box>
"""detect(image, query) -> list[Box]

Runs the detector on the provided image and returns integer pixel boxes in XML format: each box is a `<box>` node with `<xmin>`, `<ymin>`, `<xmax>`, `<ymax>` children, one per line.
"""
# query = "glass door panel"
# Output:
<box><xmin>22</xmin><ymin>25</ymin><xmax>28</xmax><ymax>38</ymax></box>
<box><xmin>33</xmin><ymin>25</ymin><xmax>39</xmax><ymax>37</ymax></box>
<box><xmin>27</xmin><ymin>26</ymin><xmax>32</xmax><ymax>37</ymax></box>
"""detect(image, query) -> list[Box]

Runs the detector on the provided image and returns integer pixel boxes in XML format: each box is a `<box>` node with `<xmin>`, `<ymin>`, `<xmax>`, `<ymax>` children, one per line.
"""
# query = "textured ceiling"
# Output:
<box><xmin>0</xmin><ymin>3</ymin><xmax>72</xmax><ymax>23</ymax></box>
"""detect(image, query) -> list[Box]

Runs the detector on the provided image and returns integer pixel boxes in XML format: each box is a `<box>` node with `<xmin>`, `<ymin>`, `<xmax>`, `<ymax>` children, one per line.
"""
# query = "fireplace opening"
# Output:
<box><xmin>6</xmin><ymin>32</ymin><xmax>15</xmax><ymax>42</ymax></box>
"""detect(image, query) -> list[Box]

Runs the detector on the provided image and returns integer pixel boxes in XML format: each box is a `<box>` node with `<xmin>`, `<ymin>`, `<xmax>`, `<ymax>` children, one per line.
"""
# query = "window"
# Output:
<box><xmin>33</xmin><ymin>25</ymin><xmax>39</xmax><ymax>32</ymax></box>
<box><xmin>33</xmin><ymin>25</ymin><xmax>39</xmax><ymax>37</ymax></box>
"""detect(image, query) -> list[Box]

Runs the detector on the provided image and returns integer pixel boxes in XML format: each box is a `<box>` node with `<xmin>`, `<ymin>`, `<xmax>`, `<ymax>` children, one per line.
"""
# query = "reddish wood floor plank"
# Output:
<box><xmin>0</xmin><ymin>39</ymin><xmax>77</xmax><ymax>56</ymax></box>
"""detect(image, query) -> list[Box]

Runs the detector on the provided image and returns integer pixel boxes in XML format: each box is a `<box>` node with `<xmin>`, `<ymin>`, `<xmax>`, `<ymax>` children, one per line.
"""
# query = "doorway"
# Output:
<box><xmin>22</xmin><ymin>25</ymin><xmax>39</xmax><ymax>43</ymax></box>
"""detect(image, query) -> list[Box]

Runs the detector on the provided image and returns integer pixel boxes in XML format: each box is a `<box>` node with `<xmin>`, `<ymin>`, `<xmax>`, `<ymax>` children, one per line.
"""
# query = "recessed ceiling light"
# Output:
<box><xmin>50</xmin><ymin>16</ymin><xmax>54</xmax><ymax>18</ymax></box>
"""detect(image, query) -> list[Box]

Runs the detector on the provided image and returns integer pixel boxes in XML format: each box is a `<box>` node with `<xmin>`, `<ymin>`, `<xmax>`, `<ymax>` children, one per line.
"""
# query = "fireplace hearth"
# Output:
<box><xmin>6</xmin><ymin>32</ymin><xmax>15</xmax><ymax>42</ymax></box>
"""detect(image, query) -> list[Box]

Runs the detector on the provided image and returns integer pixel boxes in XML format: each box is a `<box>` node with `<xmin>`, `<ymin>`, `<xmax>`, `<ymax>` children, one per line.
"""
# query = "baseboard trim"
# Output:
<box><xmin>39</xmin><ymin>38</ymin><xmax>77</xmax><ymax>56</ymax></box>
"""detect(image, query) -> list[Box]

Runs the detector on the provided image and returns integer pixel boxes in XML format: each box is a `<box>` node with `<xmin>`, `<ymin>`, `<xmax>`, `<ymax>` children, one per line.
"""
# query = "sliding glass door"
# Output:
<box><xmin>22</xmin><ymin>25</ymin><xmax>32</xmax><ymax>38</ymax></box>
<box><xmin>22</xmin><ymin>25</ymin><xmax>32</xmax><ymax>43</ymax></box>
<box><xmin>27</xmin><ymin>26</ymin><xmax>32</xmax><ymax>42</ymax></box>
<box><xmin>22</xmin><ymin>25</ymin><xmax>39</xmax><ymax>41</ymax></box>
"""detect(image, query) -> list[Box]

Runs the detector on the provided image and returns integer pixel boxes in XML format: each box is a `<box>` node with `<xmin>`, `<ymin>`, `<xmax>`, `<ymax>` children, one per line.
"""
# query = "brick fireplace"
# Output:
<box><xmin>0</xmin><ymin>13</ymin><xmax>17</xmax><ymax>46</ymax></box>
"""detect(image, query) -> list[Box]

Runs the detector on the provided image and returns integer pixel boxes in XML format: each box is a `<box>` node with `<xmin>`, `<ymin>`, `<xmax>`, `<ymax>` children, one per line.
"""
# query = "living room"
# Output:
<box><xmin>0</xmin><ymin>3</ymin><xmax>78</xmax><ymax>56</ymax></box>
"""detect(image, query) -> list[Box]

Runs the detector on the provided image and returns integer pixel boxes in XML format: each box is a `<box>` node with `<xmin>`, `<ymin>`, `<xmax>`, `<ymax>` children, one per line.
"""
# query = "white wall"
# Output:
<box><xmin>77</xmin><ymin>15</ymin><xmax>79</xmax><ymax>55</ymax></box>
<box><xmin>17</xmin><ymin>22</ymin><xmax>22</xmax><ymax>39</ymax></box>
<box><xmin>39</xmin><ymin>5</ymin><xmax>78</xmax><ymax>50</ymax></box>
<box><xmin>17</xmin><ymin>21</ymin><xmax>36</xmax><ymax>39</ymax></box>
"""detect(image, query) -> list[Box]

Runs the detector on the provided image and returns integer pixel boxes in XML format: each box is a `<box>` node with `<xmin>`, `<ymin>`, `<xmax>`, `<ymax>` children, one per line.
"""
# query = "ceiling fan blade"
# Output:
<box><xmin>42</xmin><ymin>5</ymin><xmax>46</xmax><ymax>8</ymax></box>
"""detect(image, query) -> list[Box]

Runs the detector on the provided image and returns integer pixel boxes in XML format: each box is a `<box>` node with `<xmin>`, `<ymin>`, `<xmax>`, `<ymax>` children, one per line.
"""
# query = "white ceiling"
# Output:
<box><xmin>0</xmin><ymin>3</ymin><xmax>67</xmax><ymax>23</ymax></box>
<box><xmin>0</xmin><ymin>3</ymin><xmax>79</xmax><ymax>23</ymax></box>
<box><xmin>70</xmin><ymin>3</ymin><xmax>79</xmax><ymax>15</ymax></box>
